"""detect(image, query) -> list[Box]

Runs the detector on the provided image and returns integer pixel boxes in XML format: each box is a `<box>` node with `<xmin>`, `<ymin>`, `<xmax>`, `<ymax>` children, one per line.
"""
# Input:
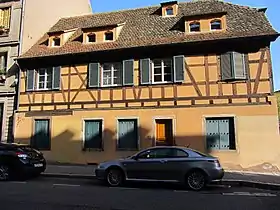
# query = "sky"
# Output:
<box><xmin>90</xmin><ymin>0</ymin><xmax>280</xmax><ymax>91</ymax></box>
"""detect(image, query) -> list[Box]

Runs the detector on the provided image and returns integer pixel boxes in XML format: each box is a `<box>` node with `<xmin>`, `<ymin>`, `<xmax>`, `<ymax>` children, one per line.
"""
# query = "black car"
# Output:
<box><xmin>0</xmin><ymin>143</ymin><xmax>46</xmax><ymax>181</ymax></box>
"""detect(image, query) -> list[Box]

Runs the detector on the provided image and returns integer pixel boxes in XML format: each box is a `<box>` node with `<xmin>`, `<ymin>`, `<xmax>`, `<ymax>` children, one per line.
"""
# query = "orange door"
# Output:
<box><xmin>156</xmin><ymin>121</ymin><xmax>166</xmax><ymax>142</ymax></box>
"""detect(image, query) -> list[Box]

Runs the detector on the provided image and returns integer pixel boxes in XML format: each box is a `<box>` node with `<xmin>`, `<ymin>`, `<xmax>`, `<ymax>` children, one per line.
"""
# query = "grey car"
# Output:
<box><xmin>95</xmin><ymin>146</ymin><xmax>224</xmax><ymax>191</ymax></box>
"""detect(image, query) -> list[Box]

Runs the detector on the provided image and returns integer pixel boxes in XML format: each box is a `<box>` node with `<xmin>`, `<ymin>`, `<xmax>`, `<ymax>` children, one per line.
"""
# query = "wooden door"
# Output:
<box><xmin>155</xmin><ymin>119</ymin><xmax>173</xmax><ymax>146</ymax></box>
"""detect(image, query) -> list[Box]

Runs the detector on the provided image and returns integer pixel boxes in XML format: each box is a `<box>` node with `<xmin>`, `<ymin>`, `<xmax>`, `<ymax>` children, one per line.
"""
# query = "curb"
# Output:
<box><xmin>41</xmin><ymin>173</ymin><xmax>280</xmax><ymax>191</ymax></box>
<box><xmin>220</xmin><ymin>179</ymin><xmax>280</xmax><ymax>191</ymax></box>
<box><xmin>42</xmin><ymin>173</ymin><xmax>95</xmax><ymax>180</ymax></box>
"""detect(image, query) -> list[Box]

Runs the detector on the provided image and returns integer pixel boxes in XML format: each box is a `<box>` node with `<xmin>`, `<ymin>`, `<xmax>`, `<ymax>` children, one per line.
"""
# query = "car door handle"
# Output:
<box><xmin>159</xmin><ymin>160</ymin><xmax>167</xmax><ymax>163</ymax></box>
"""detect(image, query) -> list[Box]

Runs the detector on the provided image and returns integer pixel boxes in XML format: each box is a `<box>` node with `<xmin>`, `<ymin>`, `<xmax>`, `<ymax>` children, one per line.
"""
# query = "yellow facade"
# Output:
<box><xmin>15</xmin><ymin>48</ymin><xmax>280</xmax><ymax>172</ymax></box>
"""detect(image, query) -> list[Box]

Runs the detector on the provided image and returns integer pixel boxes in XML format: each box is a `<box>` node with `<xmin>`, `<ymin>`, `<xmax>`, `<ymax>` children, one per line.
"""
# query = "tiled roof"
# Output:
<box><xmin>18</xmin><ymin>0</ymin><xmax>279</xmax><ymax>60</ymax></box>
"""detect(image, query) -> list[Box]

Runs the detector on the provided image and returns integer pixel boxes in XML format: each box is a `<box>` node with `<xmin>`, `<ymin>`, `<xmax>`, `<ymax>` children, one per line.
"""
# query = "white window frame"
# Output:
<box><xmin>37</xmin><ymin>68</ymin><xmax>52</xmax><ymax>90</ymax></box>
<box><xmin>165</xmin><ymin>7</ymin><xmax>174</xmax><ymax>16</ymax></box>
<box><xmin>189</xmin><ymin>21</ymin><xmax>201</xmax><ymax>33</ymax></box>
<box><xmin>210</xmin><ymin>19</ymin><xmax>222</xmax><ymax>31</ymax></box>
<box><xmin>104</xmin><ymin>31</ymin><xmax>114</xmax><ymax>42</ymax></box>
<box><xmin>52</xmin><ymin>37</ymin><xmax>61</xmax><ymax>47</ymax></box>
<box><xmin>151</xmin><ymin>58</ymin><xmax>173</xmax><ymax>84</ymax></box>
<box><xmin>87</xmin><ymin>33</ymin><xmax>96</xmax><ymax>43</ymax></box>
<box><xmin>101</xmin><ymin>62</ymin><xmax>121</xmax><ymax>87</ymax></box>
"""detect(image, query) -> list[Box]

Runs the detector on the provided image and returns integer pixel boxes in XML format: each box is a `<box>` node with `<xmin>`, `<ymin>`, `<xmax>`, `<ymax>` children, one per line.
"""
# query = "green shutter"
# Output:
<box><xmin>232</xmin><ymin>52</ymin><xmax>246</xmax><ymax>79</ymax></box>
<box><xmin>84</xmin><ymin>120</ymin><xmax>102</xmax><ymax>149</ymax></box>
<box><xmin>173</xmin><ymin>55</ymin><xmax>185</xmax><ymax>82</ymax></box>
<box><xmin>26</xmin><ymin>69</ymin><xmax>35</xmax><ymax>91</ymax></box>
<box><xmin>220</xmin><ymin>53</ymin><xmax>233</xmax><ymax>80</ymax></box>
<box><xmin>219</xmin><ymin>119</ymin><xmax>230</xmax><ymax>150</ymax></box>
<box><xmin>123</xmin><ymin>59</ymin><xmax>134</xmax><ymax>86</ymax></box>
<box><xmin>33</xmin><ymin>119</ymin><xmax>50</xmax><ymax>150</ymax></box>
<box><xmin>88</xmin><ymin>63</ymin><xmax>100</xmax><ymax>87</ymax></box>
<box><xmin>118</xmin><ymin>119</ymin><xmax>138</xmax><ymax>149</ymax></box>
<box><xmin>140</xmin><ymin>58</ymin><xmax>151</xmax><ymax>85</ymax></box>
<box><xmin>206</xmin><ymin>119</ymin><xmax>220</xmax><ymax>150</ymax></box>
<box><xmin>206</xmin><ymin>118</ymin><xmax>234</xmax><ymax>151</ymax></box>
<box><xmin>52</xmin><ymin>66</ymin><xmax>61</xmax><ymax>89</ymax></box>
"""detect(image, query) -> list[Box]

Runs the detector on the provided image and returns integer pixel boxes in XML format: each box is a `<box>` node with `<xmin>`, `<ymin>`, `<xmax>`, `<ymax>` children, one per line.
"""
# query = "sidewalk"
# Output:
<box><xmin>43</xmin><ymin>164</ymin><xmax>280</xmax><ymax>190</ymax></box>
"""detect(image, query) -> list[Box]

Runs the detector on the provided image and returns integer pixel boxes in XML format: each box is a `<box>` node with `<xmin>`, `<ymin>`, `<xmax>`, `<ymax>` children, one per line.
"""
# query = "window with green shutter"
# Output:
<box><xmin>84</xmin><ymin>120</ymin><xmax>103</xmax><ymax>150</ymax></box>
<box><xmin>123</xmin><ymin>59</ymin><xmax>134</xmax><ymax>86</ymax></box>
<box><xmin>88</xmin><ymin>63</ymin><xmax>100</xmax><ymax>88</ymax></box>
<box><xmin>220</xmin><ymin>52</ymin><xmax>247</xmax><ymax>81</ymax></box>
<box><xmin>32</xmin><ymin>119</ymin><xmax>50</xmax><ymax>151</ymax></box>
<box><xmin>26</xmin><ymin>69</ymin><xmax>35</xmax><ymax>91</ymax></box>
<box><xmin>117</xmin><ymin>119</ymin><xmax>138</xmax><ymax>150</ymax></box>
<box><xmin>206</xmin><ymin>117</ymin><xmax>236</xmax><ymax>151</ymax></box>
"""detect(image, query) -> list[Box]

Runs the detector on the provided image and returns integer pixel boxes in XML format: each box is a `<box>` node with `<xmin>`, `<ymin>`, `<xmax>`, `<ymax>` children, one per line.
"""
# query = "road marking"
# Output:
<box><xmin>53</xmin><ymin>183</ymin><xmax>80</xmax><ymax>187</ymax></box>
<box><xmin>10</xmin><ymin>181</ymin><xmax>27</xmax><ymax>184</ymax></box>
<box><xmin>109</xmin><ymin>187</ymin><xmax>139</xmax><ymax>190</ymax></box>
<box><xmin>223</xmin><ymin>192</ymin><xmax>277</xmax><ymax>197</ymax></box>
<box><xmin>174</xmin><ymin>190</ymin><xmax>189</xmax><ymax>193</ymax></box>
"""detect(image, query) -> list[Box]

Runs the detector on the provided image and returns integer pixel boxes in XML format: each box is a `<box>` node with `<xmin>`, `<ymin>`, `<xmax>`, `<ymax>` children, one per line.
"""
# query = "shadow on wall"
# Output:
<box><xmin>14</xmin><ymin>126</ymin><xmax>210</xmax><ymax>164</ymax></box>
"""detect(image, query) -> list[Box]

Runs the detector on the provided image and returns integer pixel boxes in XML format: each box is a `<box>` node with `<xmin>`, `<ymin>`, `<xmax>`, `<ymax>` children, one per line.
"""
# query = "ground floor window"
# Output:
<box><xmin>117</xmin><ymin>119</ymin><xmax>138</xmax><ymax>150</ymax></box>
<box><xmin>84</xmin><ymin>120</ymin><xmax>103</xmax><ymax>150</ymax></box>
<box><xmin>155</xmin><ymin>119</ymin><xmax>174</xmax><ymax>146</ymax></box>
<box><xmin>206</xmin><ymin>117</ymin><xmax>236</xmax><ymax>150</ymax></box>
<box><xmin>32</xmin><ymin>119</ymin><xmax>50</xmax><ymax>150</ymax></box>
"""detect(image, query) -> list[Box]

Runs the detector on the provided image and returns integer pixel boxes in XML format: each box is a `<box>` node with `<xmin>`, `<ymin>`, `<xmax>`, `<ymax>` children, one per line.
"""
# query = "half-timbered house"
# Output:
<box><xmin>15</xmin><ymin>0</ymin><xmax>280</xmax><ymax>171</ymax></box>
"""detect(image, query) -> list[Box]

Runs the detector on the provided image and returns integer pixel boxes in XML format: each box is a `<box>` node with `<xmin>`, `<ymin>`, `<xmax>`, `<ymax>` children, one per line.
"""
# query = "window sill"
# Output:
<box><xmin>208</xmin><ymin>149</ymin><xmax>237</xmax><ymax>153</ymax></box>
<box><xmin>218</xmin><ymin>79</ymin><xmax>247</xmax><ymax>84</ymax></box>
<box><xmin>26</xmin><ymin>89</ymin><xmax>60</xmax><ymax>93</ymax></box>
<box><xmin>82</xmin><ymin>148</ymin><xmax>104</xmax><ymax>152</ymax></box>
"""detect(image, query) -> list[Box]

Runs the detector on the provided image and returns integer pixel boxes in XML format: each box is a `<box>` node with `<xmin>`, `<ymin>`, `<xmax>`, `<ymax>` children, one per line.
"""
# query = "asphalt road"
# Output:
<box><xmin>0</xmin><ymin>177</ymin><xmax>280</xmax><ymax>210</ymax></box>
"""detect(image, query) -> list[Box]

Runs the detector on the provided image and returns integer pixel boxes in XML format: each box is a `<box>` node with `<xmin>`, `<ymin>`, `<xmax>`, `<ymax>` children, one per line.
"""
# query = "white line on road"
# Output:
<box><xmin>53</xmin><ymin>183</ymin><xmax>81</xmax><ymax>187</ymax></box>
<box><xmin>109</xmin><ymin>187</ymin><xmax>139</xmax><ymax>190</ymax></box>
<box><xmin>9</xmin><ymin>181</ymin><xmax>27</xmax><ymax>184</ymax></box>
<box><xmin>223</xmin><ymin>192</ymin><xmax>277</xmax><ymax>197</ymax></box>
<box><xmin>174</xmin><ymin>190</ymin><xmax>189</xmax><ymax>193</ymax></box>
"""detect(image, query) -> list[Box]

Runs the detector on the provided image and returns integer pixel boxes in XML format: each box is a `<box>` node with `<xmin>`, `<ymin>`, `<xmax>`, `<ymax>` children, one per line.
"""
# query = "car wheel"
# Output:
<box><xmin>106</xmin><ymin>168</ymin><xmax>124</xmax><ymax>187</ymax></box>
<box><xmin>186</xmin><ymin>170</ymin><xmax>206</xmax><ymax>191</ymax></box>
<box><xmin>0</xmin><ymin>165</ymin><xmax>10</xmax><ymax>181</ymax></box>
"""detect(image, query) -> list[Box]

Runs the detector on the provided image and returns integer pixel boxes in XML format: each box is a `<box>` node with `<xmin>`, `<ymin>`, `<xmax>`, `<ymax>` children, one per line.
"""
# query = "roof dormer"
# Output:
<box><xmin>160</xmin><ymin>1</ymin><xmax>178</xmax><ymax>17</ymax></box>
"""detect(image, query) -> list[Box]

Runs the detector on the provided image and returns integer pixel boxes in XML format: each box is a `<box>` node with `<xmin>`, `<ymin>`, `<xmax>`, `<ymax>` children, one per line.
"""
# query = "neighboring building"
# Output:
<box><xmin>15</xmin><ymin>0</ymin><xmax>280</xmax><ymax>171</ymax></box>
<box><xmin>0</xmin><ymin>0</ymin><xmax>92</xmax><ymax>143</ymax></box>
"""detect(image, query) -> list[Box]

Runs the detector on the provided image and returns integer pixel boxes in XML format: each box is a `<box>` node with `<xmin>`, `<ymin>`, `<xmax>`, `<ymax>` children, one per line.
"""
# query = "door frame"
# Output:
<box><xmin>116</xmin><ymin>117</ymin><xmax>140</xmax><ymax>150</ymax></box>
<box><xmin>82</xmin><ymin>118</ymin><xmax>104</xmax><ymax>151</ymax></box>
<box><xmin>0</xmin><ymin>100</ymin><xmax>6</xmax><ymax>142</ymax></box>
<box><xmin>152</xmin><ymin>116</ymin><xmax>176</xmax><ymax>146</ymax></box>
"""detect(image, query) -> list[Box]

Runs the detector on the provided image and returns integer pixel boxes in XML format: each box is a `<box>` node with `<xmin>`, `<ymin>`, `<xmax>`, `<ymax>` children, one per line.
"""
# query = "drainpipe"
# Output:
<box><xmin>12</xmin><ymin>0</ymin><xmax>26</xmax><ymax>143</ymax></box>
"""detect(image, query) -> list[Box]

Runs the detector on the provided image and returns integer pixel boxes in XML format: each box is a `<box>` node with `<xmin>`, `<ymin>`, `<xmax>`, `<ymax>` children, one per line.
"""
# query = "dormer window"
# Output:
<box><xmin>166</xmin><ymin>7</ymin><xmax>174</xmax><ymax>16</ymax></box>
<box><xmin>87</xmin><ymin>33</ymin><xmax>96</xmax><ymax>43</ymax></box>
<box><xmin>105</xmin><ymin>31</ymin><xmax>113</xmax><ymax>41</ymax></box>
<box><xmin>189</xmin><ymin>22</ymin><xmax>200</xmax><ymax>32</ymax></box>
<box><xmin>211</xmin><ymin>19</ymin><xmax>222</xmax><ymax>30</ymax></box>
<box><xmin>52</xmin><ymin>37</ymin><xmax>61</xmax><ymax>47</ymax></box>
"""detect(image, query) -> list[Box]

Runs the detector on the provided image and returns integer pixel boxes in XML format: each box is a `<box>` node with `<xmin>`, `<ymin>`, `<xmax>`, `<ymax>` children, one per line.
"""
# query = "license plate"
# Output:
<box><xmin>34</xmin><ymin>163</ymin><xmax>43</xmax><ymax>167</ymax></box>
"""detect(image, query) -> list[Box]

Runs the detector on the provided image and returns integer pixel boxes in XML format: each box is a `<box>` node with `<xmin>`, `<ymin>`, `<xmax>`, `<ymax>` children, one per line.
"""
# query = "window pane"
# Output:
<box><xmin>103</xmin><ymin>71</ymin><xmax>111</xmax><ymax>86</ymax></box>
<box><xmin>190</xmin><ymin>22</ymin><xmax>200</xmax><ymax>32</ymax></box>
<box><xmin>103</xmin><ymin>63</ymin><xmax>111</xmax><ymax>71</ymax></box>
<box><xmin>38</xmin><ymin>82</ymin><xmax>44</xmax><ymax>89</ymax></box>
<box><xmin>153</xmin><ymin>59</ymin><xmax>161</xmax><ymax>68</ymax></box>
<box><xmin>166</xmin><ymin>8</ymin><xmax>173</xmax><ymax>16</ymax></box>
<box><xmin>154</xmin><ymin>75</ymin><xmax>162</xmax><ymax>82</ymax></box>
<box><xmin>164</xmin><ymin>74</ymin><xmax>172</xmax><ymax>82</ymax></box>
<box><xmin>154</xmin><ymin>67</ymin><xmax>161</xmax><ymax>75</ymax></box>
<box><xmin>211</xmin><ymin>20</ymin><xmax>222</xmax><ymax>30</ymax></box>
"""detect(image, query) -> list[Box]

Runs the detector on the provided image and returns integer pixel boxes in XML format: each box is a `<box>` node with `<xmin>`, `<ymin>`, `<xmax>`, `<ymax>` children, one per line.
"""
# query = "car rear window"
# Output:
<box><xmin>187</xmin><ymin>149</ymin><xmax>209</xmax><ymax>158</ymax></box>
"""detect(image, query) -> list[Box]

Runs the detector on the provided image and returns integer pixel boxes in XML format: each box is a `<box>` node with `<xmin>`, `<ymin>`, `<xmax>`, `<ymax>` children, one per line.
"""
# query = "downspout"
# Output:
<box><xmin>12</xmin><ymin>0</ymin><xmax>25</xmax><ymax>143</ymax></box>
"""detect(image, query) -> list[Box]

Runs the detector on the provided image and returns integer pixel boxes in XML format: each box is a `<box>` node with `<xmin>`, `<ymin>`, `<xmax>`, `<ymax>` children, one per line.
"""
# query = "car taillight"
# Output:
<box><xmin>208</xmin><ymin>159</ymin><xmax>221</xmax><ymax>167</ymax></box>
<box><xmin>16</xmin><ymin>152</ymin><xmax>28</xmax><ymax>159</ymax></box>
